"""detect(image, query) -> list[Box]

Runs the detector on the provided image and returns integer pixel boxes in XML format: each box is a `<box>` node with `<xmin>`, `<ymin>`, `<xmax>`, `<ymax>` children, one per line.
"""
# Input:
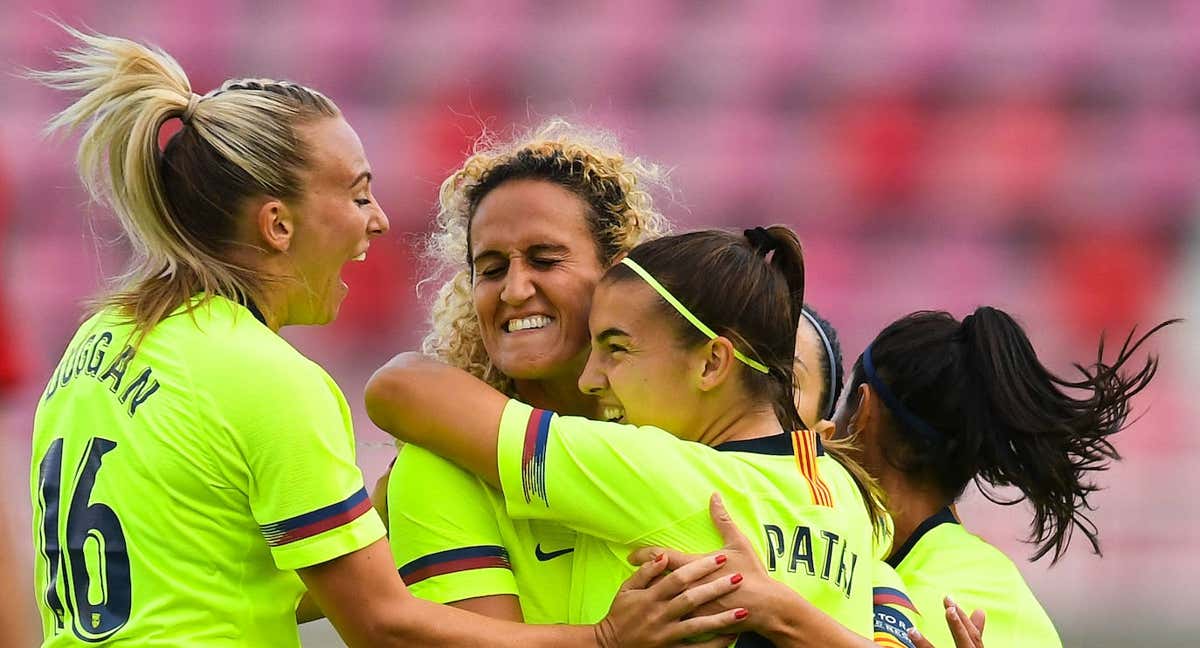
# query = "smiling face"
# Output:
<box><xmin>469</xmin><ymin>179</ymin><xmax>606</xmax><ymax>381</ymax></box>
<box><xmin>282</xmin><ymin>117</ymin><xmax>389</xmax><ymax>325</ymax></box>
<box><xmin>578</xmin><ymin>278</ymin><xmax>706</xmax><ymax>439</ymax></box>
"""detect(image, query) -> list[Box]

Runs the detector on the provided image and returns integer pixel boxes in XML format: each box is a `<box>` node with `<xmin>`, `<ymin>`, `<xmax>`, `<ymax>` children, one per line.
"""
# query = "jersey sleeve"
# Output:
<box><xmin>495</xmin><ymin>400</ymin><xmax>716</xmax><ymax>546</ymax></box>
<box><xmin>872</xmin><ymin>561</ymin><xmax>923</xmax><ymax>648</ymax></box>
<box><xmin>215</xmin><ymin>359</ymin><xmax>385</xmax><ymax>571</ymax></box>
<box><xmin>388</xmin><ymin>444</ymin><xmax>517</xmax><ymax>604</ymax></box>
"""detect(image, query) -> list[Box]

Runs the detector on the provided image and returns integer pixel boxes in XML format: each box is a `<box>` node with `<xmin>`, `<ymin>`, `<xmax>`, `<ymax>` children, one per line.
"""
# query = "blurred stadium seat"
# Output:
<box><xmin>1</xmin><ymin>2</ymin><xmax>1195</xmax><ymax>645</ymax></box>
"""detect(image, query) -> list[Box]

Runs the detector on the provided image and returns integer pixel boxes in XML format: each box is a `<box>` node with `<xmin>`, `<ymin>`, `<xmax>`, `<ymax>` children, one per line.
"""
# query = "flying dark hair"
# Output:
<box><xmin>799</xmin><ymin>304</ymin><xmax>845</xmax><ymax>424</ymax></box>
<box><xmin>845</xmin><ymin>307</ymin><xmax>1176</xmax><ymax>562</ymax></box>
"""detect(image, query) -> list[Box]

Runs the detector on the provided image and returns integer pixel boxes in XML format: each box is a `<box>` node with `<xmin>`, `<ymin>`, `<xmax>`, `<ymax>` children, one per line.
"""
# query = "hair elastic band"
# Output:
<box><xmin>801</xmin><ymin>307</ymin><xmax>838</xmax><ymax>420</ymax></box>
<box><xmin>182</xmin><ymin>93</ymin><xmax>201</xmax><ymax>124</ymax></box>
<box><xmin>620</xmin><ymin>257</ymin><xmax>770</xmax><ymax>374</ymax></box>
<box><xmin>744</xmin><ymin>227</ymin><xmax>777</xmax><ymax>255</ymax></box>
<box><xmin>861</xmin><ymin>343</ymin><xmax>939</xmax><ymax>439</ymax></box>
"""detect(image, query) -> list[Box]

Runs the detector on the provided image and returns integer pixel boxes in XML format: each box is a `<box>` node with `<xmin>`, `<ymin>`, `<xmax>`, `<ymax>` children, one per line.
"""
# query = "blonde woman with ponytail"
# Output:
<box><xmin>28</xmin><ymin>26</ymin><xmax>743</xmax><ymax>648</ymax></box>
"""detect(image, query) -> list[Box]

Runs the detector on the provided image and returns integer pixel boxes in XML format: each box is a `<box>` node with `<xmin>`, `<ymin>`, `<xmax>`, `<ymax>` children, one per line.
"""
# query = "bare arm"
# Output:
<box><xmin>365</xmin><ymin>353</ymin><xmax>506</xmax><ymax>488</ymax></box>
<box><xmin>299</xmin><ymin>539</ymin><xmax>588</xmax><ymax>647</ymax></box>
<box><xmin>300</xmin><ymin>537</ymin><xmax>745</xmax><ymax>647</ymax></box>
<box><xmin>450</xmin><ymin>595</ymin><xmax>523</xmax><ymax>621</ymax></box>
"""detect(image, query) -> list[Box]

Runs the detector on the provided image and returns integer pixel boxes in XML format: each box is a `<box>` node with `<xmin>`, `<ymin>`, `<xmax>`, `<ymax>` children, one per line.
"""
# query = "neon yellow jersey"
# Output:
<box><xmin>30</xmin><ymin>297</ymin><xmax>384</xmax><ymax>647</ymax></box>
<box><xmin>387</xmin><ymin>444</ymin><xmax>575</xmax><ymax>623</ymax></box>
<box><xmin>495</xmin><ymin>400</ymin><xmax>876</xmax><ymax>642</ymax></box>
<box><xmin>888</xmin><ymin>508</ymin><xmax>1062</xmax><ymax>648</ymax></box>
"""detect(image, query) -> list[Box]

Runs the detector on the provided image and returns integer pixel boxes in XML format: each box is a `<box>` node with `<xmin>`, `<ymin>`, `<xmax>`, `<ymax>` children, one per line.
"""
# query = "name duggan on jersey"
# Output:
<box><xmin>43</xmin><ymin>330</ymin><xmax>160</xmax><ymax>417</ymax></box>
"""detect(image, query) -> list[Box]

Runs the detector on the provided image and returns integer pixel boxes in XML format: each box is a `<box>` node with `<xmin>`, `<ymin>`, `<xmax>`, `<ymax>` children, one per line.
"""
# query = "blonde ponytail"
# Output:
<box><xmin>32</xmin><ymin>25</ymin><xmax>338</xmax><ymax>332</ymax></box>
<box><xmin>33</xmin><ymin>25</ymin><xmax>194</xmax><ymax>270</ymax></box>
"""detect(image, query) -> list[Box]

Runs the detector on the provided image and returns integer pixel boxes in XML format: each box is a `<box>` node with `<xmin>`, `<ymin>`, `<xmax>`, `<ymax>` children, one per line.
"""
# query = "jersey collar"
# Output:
<box><xmin>713</xmin><ymin>431</ymin><xmax>825</xmax><ymax>456</ymax></box>
<box><xmin>885</xmin><ymin>506</ymin><xmax>960</xmax><ymax>568</ymax></box>
<box><xmin>244</xmin><ymin>300</ymin><xmax>268</xmax><ymax>327</ymax></box>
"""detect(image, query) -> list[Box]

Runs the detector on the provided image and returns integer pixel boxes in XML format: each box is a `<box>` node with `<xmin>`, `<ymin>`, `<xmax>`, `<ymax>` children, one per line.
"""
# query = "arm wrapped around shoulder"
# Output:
<box><xmin>365</xmin><ymin>352</ymin><xmax>440</xmax><ymax>443</ymax></box>
<box><xmin>365</xmin><ymin>352</ymin><xmax>509</xmax><ymax>487</ymax></box>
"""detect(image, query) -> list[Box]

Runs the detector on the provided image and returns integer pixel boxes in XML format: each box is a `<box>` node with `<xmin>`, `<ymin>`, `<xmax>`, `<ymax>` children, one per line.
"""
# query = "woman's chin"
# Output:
<box><xmin>494</xmin><ymin>354</ymin><xmax>579</xmax><ymax>382</ymax></box>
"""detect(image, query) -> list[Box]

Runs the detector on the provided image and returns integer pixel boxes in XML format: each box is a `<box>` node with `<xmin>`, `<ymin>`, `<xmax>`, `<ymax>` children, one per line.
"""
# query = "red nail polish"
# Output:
<box><xmin>730</xmin><ymin>573</ymin><xmax>743</xmax><ymax>585</ymax></box>
<box><xmin>734</xmin><ymin>609</ymin><xmax>749</xmax><ymax>620</ymax></box>
<box><xmin>715</xmin><ymin>554</ymin><xmax>728</xmax><ymax>566</ymax></box>
<box><xmin>654</xmin><ymin>553</ymin><xmax>665</xmax><ymax>563</ymax></box>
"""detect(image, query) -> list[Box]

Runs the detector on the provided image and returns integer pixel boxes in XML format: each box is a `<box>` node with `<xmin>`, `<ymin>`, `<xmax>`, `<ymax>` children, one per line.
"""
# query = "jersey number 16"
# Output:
<box><xmin>35</xmin><ymin>437</ymin><xmax>131</xmax><ymax>642</ymax></box>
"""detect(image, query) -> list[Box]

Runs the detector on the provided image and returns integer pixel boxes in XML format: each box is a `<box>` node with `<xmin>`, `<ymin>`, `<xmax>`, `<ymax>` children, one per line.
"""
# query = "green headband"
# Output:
<box><xmin>619</xmin><ymin>257</ymin><xmax>770</xmax><ymax>374</ymax></box>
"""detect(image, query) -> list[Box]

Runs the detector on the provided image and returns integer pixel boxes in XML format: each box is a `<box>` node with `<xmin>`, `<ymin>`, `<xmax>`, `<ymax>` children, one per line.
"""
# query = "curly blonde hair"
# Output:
<box><xmin>422</xmin><ymin>119</ymin><xmax>672</xmax><ymax>394</ymax></box>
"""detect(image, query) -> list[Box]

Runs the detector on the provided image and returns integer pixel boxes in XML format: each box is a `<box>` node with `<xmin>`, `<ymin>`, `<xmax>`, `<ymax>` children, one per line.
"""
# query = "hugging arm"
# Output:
<box><xmin>365</xmin><ymin>353</ymin><xmax>507</xmax><ymax>487</ymax></box>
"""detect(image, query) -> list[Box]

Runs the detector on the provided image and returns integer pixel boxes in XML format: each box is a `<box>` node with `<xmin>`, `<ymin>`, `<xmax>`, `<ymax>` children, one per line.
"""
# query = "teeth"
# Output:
<box><xmin>506</xmin><ymin>315</ymin><xmax>552</xmax><ymax>332</ymax></box>
<box><xmin>602</xmin><ymin>406</ymin><xmax>624</xmax><ymax>423</ymax></box>
<box><xmin>352</xmin><ymin>252</ymin><xmax>367</xmax><ymax>262</ymax></box>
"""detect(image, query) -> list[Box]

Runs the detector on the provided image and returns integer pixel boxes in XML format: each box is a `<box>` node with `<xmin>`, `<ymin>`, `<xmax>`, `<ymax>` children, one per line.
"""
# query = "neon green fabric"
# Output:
<box><xmin>872</xmin><ymin>561</ymin><xmax>923</xmax><ymax>648</ymax></box>
<box><xmin>388</xmin><ymin>444</ymin><xmax>574</xmax><ymax>623</ymax></box>
<box><xmin>495</xmin><ymin>399</ymin><xmax>876</xmax><ymax>638</ymax></box>
<box><xmin>889</xmin><ymin>509</ymin><xmax>1061</xmax><ymax>648</ymax></box>
<box><xmin>31</xmin><ymin>297</ymin><xmax>383</xmax><ymax>646</ymax></box>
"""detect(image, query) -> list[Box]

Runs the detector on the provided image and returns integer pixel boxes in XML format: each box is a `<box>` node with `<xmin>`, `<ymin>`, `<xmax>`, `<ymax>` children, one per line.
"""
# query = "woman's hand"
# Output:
<box><xmin>629</xmin><ymin>494</ymin><xmax>988</xmax><ymax>648</ymax></box>
<box><xmin>909</xmin><ymin>599</ymin><xmax>985</xmax><ymax>648</ymax></box>
<box><xmin>628</xmin><ymin>494</ymin><xmax>779</xmax><ymax>633</ymax></box>
<box><xmin>596</xmin><ymin>551</ymin><xmax>746</xmax><ymax>648</ymax></box>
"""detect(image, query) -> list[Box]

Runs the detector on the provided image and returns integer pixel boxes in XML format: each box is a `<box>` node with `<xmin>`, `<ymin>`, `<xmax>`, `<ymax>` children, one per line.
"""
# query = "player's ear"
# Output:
<box><xmin>697</xmin><ymin>337</ymin><xmax>737</xmax><ymax>392</ymax></box>
<box><xmin>254</xmin><ymin>197</ymin><xmax>294</xmax><ymax>253</ymax></box>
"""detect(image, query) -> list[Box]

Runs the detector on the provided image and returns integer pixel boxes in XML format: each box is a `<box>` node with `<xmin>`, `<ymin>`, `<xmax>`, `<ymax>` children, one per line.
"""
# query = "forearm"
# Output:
<box><xmin>375</xmin><ymin>598</ymin><xmax>597</xmax><ymax>648</ymax></box>
<box><xmin>755</xmin><ymin>582</ymin><xmax>875</xmax><ymax>648</ymax></box>
<box><xmin>364</xmin><ymin>353</ymin><xmax>505</xmax><ymax>486</ymax></box>
<box><xmin>300</xmin><ymin>540</ymin><xmax>611</xmax><ymax>648</ymax></box>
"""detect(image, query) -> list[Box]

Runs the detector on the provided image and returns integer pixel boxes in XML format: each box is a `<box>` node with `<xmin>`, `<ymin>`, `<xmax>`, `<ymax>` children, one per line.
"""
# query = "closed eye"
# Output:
<box><xmin>477</xmin><ymin>264</ymin><xmax>506</xmax><ymax>279</ymax></box>
<box><xmin>530</xmin><ymin>257</ymin><xmax>563</xmax><ymax>269</ymax></box>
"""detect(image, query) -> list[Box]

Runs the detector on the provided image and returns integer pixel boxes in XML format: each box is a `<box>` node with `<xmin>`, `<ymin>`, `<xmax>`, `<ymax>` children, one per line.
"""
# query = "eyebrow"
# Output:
<box><xmin>595</xmin><ymin>327</ymin><xmax>631</xmax><ymax>344</ymax></box>
<box><xmin>471</xmin><ymin>249</ymin><xmax>505</xmax><ymax>266</ymax></box>
<box><xmin>349</xmin><ymin>171</ymin><xmax>372</xmax><ymax>189</ymax></box>
<box><xmin>471</xmin><ymin>243</ymin><xmax>571</xmax><ymax>265</ymax></box>
<box><xmin>527</xmin><ymin>243</ymin><xmax>570</xmax><ymax>255</ymax></box>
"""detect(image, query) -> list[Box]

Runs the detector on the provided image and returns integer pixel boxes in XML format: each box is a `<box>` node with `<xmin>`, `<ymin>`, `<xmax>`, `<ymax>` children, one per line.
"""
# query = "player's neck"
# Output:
<box><xmin>696</xmin><ymin>402</ymin><xmax>782</xmax><ymax>448</ymax></box>
<box><xmin>514</xmin><ymin>375</ymin><xmax>597</xmax><ymax>418</ymax></box>
<box><xmin>882</xmin><ymin>473</ymin><xmax>949</xmax><ymax>558</ymax></box>
<box><xmin>246</xmin><ymin>289</ymin><xmax>285</xmax><ymax>332</ymax></box>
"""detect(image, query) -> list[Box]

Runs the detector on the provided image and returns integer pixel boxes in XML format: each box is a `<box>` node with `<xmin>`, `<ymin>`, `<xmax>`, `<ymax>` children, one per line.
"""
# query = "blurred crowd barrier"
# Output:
<box><xmin>1</xmin><ymin>2</ymin><xmax>1196</xmax><ymax>646</ymax></box>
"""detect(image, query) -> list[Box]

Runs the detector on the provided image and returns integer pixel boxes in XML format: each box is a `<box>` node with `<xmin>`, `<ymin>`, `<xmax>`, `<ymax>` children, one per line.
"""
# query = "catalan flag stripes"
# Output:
<box><xmin>791</xmin><ymin>430</ymin><xmax>834</xmax><ymax>507</ymax></box>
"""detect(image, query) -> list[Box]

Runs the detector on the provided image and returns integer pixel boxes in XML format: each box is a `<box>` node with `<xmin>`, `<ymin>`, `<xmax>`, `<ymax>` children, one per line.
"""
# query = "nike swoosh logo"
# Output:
<box><xmin>534</xmin><ymin>544</ymin><xmax>575</xmax><ymax>561</ymax></box>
